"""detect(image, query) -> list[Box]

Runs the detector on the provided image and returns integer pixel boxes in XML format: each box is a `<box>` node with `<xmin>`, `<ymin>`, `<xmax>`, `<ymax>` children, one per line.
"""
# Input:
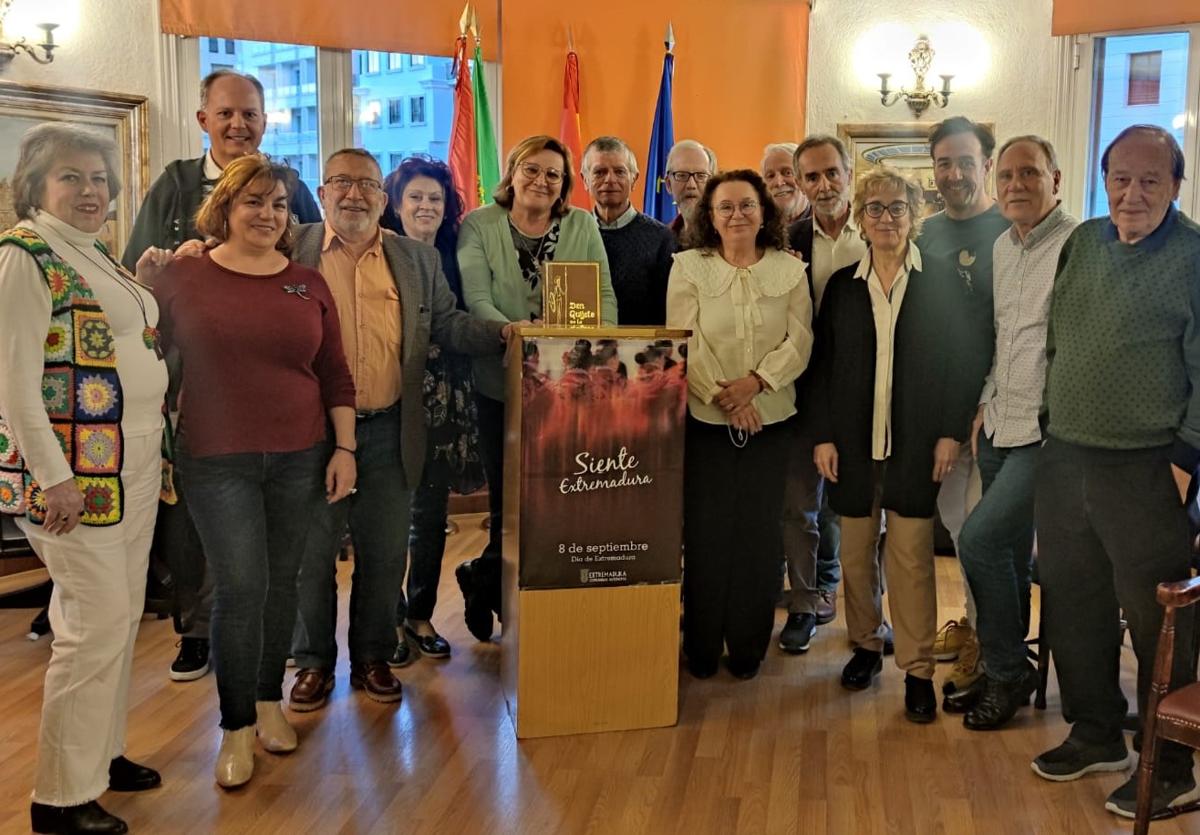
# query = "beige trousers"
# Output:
<box><xmin>840</xmin><ymin>495</ymin><xmax>937</xmax><ymax>679</ymax></box>
<box><xmin>19</xmin><ymin>432</ymin><xmax>161</xmax><ymax>806</ymax></box>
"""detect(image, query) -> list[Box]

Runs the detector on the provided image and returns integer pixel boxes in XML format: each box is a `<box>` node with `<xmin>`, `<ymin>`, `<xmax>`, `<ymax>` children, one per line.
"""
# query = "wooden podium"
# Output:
<box><xmin>500</xmin><ymin>326</ymin><xmax>688</xmax><ymax>738</ymax></box>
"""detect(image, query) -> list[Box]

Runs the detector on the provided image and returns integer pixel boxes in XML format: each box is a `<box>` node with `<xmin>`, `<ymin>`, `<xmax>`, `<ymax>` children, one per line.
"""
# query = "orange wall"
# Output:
<box><xmin>500</xmin><ymin>1</ymin><xmax>809</xmax><ymax>209</ymax></box>
<box><xmin>1052</xmin><ymin>0</ymin><xmax>1200</xmax><ymax>35</ymax></box>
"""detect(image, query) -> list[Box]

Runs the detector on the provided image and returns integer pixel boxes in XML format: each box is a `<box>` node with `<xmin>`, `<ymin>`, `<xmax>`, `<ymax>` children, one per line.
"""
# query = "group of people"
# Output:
<box><xmin>0</xmin><ymin>62</ymin><xmax>1197</xmax><ymax>835</ymax></box>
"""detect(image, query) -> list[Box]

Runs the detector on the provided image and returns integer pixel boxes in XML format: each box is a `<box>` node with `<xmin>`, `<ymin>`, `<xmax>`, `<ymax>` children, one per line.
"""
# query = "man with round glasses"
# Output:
<box><xmin>664</xmin><ymin>139</ymin><xmax>718</xmax><ymax>245</ymax></box>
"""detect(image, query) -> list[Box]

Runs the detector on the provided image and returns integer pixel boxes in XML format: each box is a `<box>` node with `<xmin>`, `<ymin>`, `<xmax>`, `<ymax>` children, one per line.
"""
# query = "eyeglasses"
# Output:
<box><xmin>863</xmin><ymin>201</ymin><xmax>910</xmax><ymax>219</ymax></box>
<box><xmin>518</xmin><ymin>162</ymin><xmax>563</xmax><ymax>184</ymax></box>
<box><xmin>668</xmin><ymin>171</ymin><xmax>710</xmax><ymax>185</ymax></box>
<box><xmin>324</xmin><ymin>175</ymin><xmax>383</xmax><ymax>194</ymax></box>
<box><xmin>713</xmin><ymin>200</ymin><xmax>761</xmax><ymax>218</ymax></box>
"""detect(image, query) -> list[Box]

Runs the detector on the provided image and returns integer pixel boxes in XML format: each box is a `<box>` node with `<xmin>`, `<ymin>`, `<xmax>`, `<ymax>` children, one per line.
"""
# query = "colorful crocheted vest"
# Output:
<box><xmin>0</xmin><ymin>227</ymin><xmax>125</xmax><ymax>526</ymax></box>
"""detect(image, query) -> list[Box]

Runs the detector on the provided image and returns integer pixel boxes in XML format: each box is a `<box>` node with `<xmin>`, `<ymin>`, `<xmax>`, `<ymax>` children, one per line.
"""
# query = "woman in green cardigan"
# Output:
<box><xmin>456</xmin><ymin>134</ymin><xmax>618</xmax><ymax>641</ymax></box>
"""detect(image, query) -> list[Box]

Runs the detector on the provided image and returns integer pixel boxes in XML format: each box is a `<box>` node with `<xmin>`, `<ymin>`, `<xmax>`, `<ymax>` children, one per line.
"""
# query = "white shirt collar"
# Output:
<box><xmin>203</xmin><ymin>150</ymin><xmax>223</xmax><ymax>181</ymax></box>
<box><xmin>814</xmin><ymin>212</ymin><xmax>856</xmax><ymax>243</ymax></box>
<box><xmin>853</xmin><ymin>242</ymin><xmax>922</xmax><ymax>279</ymax></box>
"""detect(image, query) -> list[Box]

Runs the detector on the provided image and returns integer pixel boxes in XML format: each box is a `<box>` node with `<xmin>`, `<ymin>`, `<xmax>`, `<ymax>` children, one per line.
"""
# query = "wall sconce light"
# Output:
<box><xmin>878</xmin><ymin>34</ymin><xmax>952</xmax><ymax>118</ymax></box>
<box><xmin>0</xmin><ymin>0</ymin><xmax>59</xmax><ymax>71</ymax></box>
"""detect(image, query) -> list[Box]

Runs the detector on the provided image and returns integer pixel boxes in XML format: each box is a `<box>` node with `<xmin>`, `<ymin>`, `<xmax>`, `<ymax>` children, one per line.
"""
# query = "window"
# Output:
<box><xmin>409</xmin><ymin>54</ymin><xmax>426</xmax><ymax>69</ymax></box>
<box><xmin>389</xmin><ymin>153</ymin><xmax>405</xmax><ymax>172</ymax></box>
<box><xmin>1128</xmin><ymin>51</ymin><xmax>1163</xmax><ymax>105</ymax></box>
<box><xmin>409</xmin><ymin>95</ymin><xmax>427</xmax><ymax>126</ymax></box>
<box><xmin>1083</xmin><ymin>31</ymin><xmax>1193</xmax><ymax>218</ymax></box>
<box><xmin>207</xmin><ymin>38</ymin><xmax>219</xmax><ymax>53</ymax></box>
<box><xmin>351</xmin><ymin>51</ymin><xmax>455</xmax><ymax>163</ymax></box>
<box><xmin>363</xmin><ymin>100</ymin><xmax>382</xmax><ymax>127</ymax></box>
<box><xmin>367</xmin><ymin>51</ymin><xmax>380</xmax><ymax>74</ymax></box>
<box><xmin>388</xmin><ymin>53</ymin><xmax>404</xmax><ymax>71</ymax></box>
<box><xmin>198</xmin><ymin>39</ymin><xmax>322</xmax><ymax>199</ymax></box>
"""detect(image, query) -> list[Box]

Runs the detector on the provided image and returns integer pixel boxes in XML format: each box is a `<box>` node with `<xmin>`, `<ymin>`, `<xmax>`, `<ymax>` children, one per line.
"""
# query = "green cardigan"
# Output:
<box><xmin>459</xmin><ymin>203</ymin><xmax>619</xmax><ymax>400</ymax></box>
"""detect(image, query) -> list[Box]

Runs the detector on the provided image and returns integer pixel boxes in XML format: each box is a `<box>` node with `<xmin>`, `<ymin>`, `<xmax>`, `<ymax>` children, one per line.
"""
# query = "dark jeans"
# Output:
<box><xmin>817</xmin><ymin>495</ymin><xmax>841</xmax><ymax>590</ymax></box>
<box><xmin>684</xmin><ymin>416</ymin><xmax>791</xmax><ymax>666</ymax></box>
<box><xmin>180</xmin><ymin>442</ymin><xmax>325</xmax><ymax>730</ymax></box>
<box><xmin>958</xmin><ymin>434</ymin><xmax>1038</xmax><ymax>681</ymax></box>
<box><xmin>293</xmin><ymin>409</ymin><xmax>411</xmax><ymax>670</ymax></box>
<box><xmin>475</xmin><ymin>393</ymin><xmax>504</xmax><ymax>564</ymax></box>
<box><xmin>1036</xmin><ymin>438</ymin><xmax>1196</xmax><ymax>778</ymax></box>
<box><xmin>397</xmin><ymin>477</ymin><xmax>449</xmax><ymax>623</ymax></box>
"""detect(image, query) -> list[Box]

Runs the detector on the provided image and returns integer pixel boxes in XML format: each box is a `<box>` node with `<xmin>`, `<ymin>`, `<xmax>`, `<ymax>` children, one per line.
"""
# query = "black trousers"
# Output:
<box><xmin>683</xmin><ymin>416</ymin><xmax>791</xmax><ymax>666</ymax></box>
<box><xmin>475</xmin><ymin>393</ymin><xmax>505</xmax><ymax>564</ymax></box>
<box><xmin>1035</xmin><ymin>438</ymin><xmax>1196</xmax><ymax>778</ymax></box>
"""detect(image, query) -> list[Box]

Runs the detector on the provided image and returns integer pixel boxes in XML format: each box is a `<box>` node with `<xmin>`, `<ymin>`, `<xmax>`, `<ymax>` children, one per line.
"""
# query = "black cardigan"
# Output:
<box><xmin>807</xmin><ymin>252</ymin><xmax>980</xmax><ymax>518</ymax></box>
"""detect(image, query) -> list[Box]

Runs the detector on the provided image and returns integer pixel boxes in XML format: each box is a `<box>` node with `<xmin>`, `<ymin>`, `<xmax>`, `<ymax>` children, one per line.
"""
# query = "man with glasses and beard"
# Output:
<box><xmin>664</xmin><ymin>139</ymin><xmax>718</xmax><ymax>245</ymax></box>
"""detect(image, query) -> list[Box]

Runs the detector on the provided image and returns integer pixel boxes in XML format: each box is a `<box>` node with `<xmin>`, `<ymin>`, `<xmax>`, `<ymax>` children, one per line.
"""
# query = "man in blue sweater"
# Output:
<box><xmin>1033</xmin><ymin>125</ymin><xmax>1200</xmax><ymax>821</ymax></box>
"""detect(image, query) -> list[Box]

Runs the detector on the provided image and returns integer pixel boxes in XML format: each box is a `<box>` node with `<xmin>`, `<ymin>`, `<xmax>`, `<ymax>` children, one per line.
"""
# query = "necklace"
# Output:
<box><xmin>509</xmin><ymin>216</ymin><xmax>552</xmax><ymax>265</ymax></box>
<box><xmin>52</xmin><ymin>231</ymin><xmax>163</xmax><ymax>359</ymax></box>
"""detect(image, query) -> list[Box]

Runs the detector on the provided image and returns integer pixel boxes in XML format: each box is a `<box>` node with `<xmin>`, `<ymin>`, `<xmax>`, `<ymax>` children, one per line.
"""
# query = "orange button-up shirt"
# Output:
<box><xmin>319</xmin><ymin>224</ymin><xmax>403</xmax><ymax>410</ymax></box>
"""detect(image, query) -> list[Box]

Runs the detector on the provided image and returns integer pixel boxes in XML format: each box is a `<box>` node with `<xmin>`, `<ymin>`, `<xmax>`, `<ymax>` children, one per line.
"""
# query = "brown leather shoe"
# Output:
<box><xmin>350</xmin><ymin>662</ymin><xmax>404</xmax><ymax>703</ymax></box>
<box><xmin>288</xmin><ymin>668</ymin><xmax>334</xmax><ymax>712</ymax></box>
<box><xmin>816</xmin><ymin>589</ymin><xmax>837</xmax><ymax>625</ymax></box>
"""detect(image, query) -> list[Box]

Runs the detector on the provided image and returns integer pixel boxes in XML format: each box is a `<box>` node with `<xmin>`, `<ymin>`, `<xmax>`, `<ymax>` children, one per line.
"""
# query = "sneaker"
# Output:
<box><xmin>933</xmin><ymin>618</ymin><xmax>973</xmax><ymax>662</ymax></box>
<box><xmin>963</xmin><ymin>666</ymin><xmax>1039</xmax><ymax>730</ymax></box>
<box><xmin>169</xmin><ymin>638</ymin><xmax>210</xmax><ymax>682</ymax></box>
<box><xmin>779</xmin><ymin>612</ymin><xmax>817</xmax><ymax>654</ymax></box>
<box><xmin>815</xmin><ymin>589</ymin><xmax>837</xmax><ymax>625</ymax></box>
<box><xmin>1031</xmin><ymin>738</ymin><xmax>1132</xmax><ymax>782</ymax></box>
<box><xmin>943</xmin><ymin>631</ymin><xmax>982</xmax><ymax>693</ymax></box>
<box><xmin>1104</xmin><ymin>772</ymin><xmax>1200</xmax><ymax>819</ymax></box>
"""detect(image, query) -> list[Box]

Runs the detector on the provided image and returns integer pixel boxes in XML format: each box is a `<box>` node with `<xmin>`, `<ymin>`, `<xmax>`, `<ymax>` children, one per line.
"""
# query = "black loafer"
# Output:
<box><xmin>841</xmin><ymin>648</ymin><xmax>883</xmax><ymax>690</ymax></box>
<box><xmin>942</xmin><ymin>672</ymin><xmax>987</xmax><ymax>714</ymax></box>
<box><xmin>108</xmin><ymin>755</ymin><xmax>161</xmax><ymax>792</ymax></box>
<box><xmin>404</xmin><ymin>624</ymin><xmax>451</xmax><ymax>659</ymax></box>
<box><xmin>726</xmin><ymin>655</ymin><xmax>761</xmax><ymax>680</ymax></box>
<box><xmin>456</xmin><ymin>560</ymin><xmax>494</xmax><ymax>642</ymax></box>
<box><xmin>686</xmin><ymin>656</ymin><xmax>718</xmax><ymax>679</ymax></box>
<box><xmin>964</xmin><ymin>667</ymin><xmax>1038</xmax><ymax>731</ymax></box>
<box><xmin>905</xmin><ymin>673</ymin><xmax>937</xmax><ymax>723</ymax></box>
<box><xmin>31</xmin><ymin>800</ymin><xmax>128</xmax><ymax>834</ymax></box>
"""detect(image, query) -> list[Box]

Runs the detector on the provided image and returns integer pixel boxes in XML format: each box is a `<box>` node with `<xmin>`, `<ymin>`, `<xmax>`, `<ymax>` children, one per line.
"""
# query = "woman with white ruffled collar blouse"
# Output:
<box><xmin>666</xmin><ymin>169</ymin><xmax>813</xmax><ymax>682</ymax></box>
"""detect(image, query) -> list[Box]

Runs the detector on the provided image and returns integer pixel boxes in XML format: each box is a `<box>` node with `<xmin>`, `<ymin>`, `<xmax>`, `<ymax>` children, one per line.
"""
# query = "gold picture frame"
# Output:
<box><xmin>836</xmin><ymin>121</ymin><xmax>996</xmax><ymax>218</ymax></box>
<box><xmin>0</xmin><ymin>81</ymin><xmax>150</xmax><ymax>260</ymax></box>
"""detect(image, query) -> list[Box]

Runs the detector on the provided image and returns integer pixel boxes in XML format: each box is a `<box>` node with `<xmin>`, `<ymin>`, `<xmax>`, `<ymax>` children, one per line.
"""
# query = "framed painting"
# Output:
<box><xmin>0</xmin><ymin>81</ymin><xmax>149</xmax><ymax>260</ymax></box>
<box><xmin>836</xmin><ymin>121</ymin><xmax>996</xmax><ymax>218</ymax></box>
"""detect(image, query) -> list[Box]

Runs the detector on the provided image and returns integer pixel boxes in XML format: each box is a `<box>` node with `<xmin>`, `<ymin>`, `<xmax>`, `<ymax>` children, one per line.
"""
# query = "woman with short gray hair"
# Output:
<box><xmin>0</xmin><ymin>122</ymin><xmax>173</xmax><ymax>834</ymax></box>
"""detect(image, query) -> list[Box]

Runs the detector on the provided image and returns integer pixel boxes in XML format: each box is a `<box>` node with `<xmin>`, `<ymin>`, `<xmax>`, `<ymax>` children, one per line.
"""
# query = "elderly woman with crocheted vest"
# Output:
<box><xmin>666</xmin><ymin>169</ymin><xmax>814</xmax><ymax>682</ymax></box>
<box><xmin>0</xmin><ymin>124</ymin><xmax>172</xmax><ymax>835</ymax></box>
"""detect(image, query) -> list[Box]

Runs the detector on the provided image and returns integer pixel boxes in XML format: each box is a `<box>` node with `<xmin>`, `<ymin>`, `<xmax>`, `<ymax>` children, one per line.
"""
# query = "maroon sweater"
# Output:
<box><xmin>155</xmin><ymin>253</ymin><xmax>356</xmax><ymax>457</ymax></box>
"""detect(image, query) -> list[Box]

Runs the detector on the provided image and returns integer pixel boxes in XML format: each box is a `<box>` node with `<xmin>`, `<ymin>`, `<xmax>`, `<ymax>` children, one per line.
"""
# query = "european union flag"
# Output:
<box><xmin>643</xmin><ymin>34</ymin><xmax>676</xmax><ymax>224</ymax></box>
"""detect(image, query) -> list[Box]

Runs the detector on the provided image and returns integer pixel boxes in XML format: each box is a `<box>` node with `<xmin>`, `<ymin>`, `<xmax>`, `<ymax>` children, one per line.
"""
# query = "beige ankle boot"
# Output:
<box><xmin>214</xmin><ymin>727</ymin><xmax>255</xmax><ymax>788</ymax></box>
<box><xmin>255</xmin><ymin>700</ymin><xmax>298</xmax><ymax>753</ymax></box>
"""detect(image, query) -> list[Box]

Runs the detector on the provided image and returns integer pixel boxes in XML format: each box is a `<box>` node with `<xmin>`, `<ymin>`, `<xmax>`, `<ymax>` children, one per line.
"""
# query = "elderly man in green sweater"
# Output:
<box><xmin>1033</xmin><ymin>125</ymin><xmax>1200</xmax><ymax>820</ymax></box>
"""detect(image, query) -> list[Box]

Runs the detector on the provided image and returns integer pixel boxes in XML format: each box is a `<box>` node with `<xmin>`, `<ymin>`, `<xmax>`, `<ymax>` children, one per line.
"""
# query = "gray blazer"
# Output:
<box><xmin>292</xmin><ymin>222</ymin><xmax>505</xmax><ymax>486</ymax></box>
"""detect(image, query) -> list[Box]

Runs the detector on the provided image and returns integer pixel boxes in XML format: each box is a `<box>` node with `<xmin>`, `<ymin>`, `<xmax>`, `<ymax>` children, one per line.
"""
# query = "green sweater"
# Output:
<box><xmin>1046</xmin><ymin>207</ymin><xmax>1200</xmax><ymax>469</ymax></box>
<box><xmin>459</xmin><ymin>203</ymin><xmax>618</xmax><ymax>400</ymax></box>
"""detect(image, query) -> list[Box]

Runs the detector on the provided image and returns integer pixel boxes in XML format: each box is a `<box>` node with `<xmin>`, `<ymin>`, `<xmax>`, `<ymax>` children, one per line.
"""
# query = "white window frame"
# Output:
<box><xmin>1054</xmin><ymin>25</ymin><xmax>1200</xmax><ymax>219</ymax></box>
<box><xmin>166</xmin><ymin>37</ymin><xmax>504</xmax><ymax>175</ymax></box>
<box><xmin>409</xmin><ymin>94</ymin><xmax>427</xmax><ymax>126</ymax></box>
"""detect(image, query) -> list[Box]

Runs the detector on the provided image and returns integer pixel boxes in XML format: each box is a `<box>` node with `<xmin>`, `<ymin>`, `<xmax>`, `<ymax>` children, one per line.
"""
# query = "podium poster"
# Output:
<box><xmin>518</xmin><ymin>334</ymin><xmax>686</xmax><ymax>589</ymax></box>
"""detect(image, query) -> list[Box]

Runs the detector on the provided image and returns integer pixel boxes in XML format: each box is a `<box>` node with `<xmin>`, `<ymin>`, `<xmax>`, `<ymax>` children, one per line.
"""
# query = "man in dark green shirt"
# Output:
<box><xmin>1033</xmin><ymin>125</ymin><xmax>1200</xmax><ymax>821</ymax></box>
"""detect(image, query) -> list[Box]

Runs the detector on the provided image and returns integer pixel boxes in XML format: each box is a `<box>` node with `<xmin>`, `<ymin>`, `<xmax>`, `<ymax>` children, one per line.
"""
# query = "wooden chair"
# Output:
<box><xmin>1133</xmin><ymin>575</ymin><xmax>1200</xmax><ymax>834</ymax></box>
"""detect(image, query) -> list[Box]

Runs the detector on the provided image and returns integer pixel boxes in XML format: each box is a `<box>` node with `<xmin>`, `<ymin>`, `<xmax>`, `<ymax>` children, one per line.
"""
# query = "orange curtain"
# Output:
<box><xmin>501</xmin><ymin>0</ymin><xmax>808</xmax><ymax>206</ymax></box>
<box><xmin>159</xmin><ymin>0</ymin><xmax>499</xmax><ymax>60</ymax></box>
<box><xmin>1052</xmin><ymin>0</ymin><xmax>1200</xmax><ymax>36</ymax></box>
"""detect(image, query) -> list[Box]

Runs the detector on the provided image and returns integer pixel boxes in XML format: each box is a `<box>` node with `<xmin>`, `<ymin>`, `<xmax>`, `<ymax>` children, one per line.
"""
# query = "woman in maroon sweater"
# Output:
<box><xmin>150</xmin><ymin>155</ymin><xmax>356</xmax><ymax>790</ymax></box>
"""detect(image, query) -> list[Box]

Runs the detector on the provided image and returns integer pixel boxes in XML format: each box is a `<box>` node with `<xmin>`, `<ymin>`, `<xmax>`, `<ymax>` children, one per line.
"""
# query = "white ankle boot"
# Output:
<box><xmin>214</xmin><ymin>727</ymin><xmax>255</xmax><ymax>788</ymax></box>
<box><xmin>255</xmin><ymin>700</ymin><xmax>298</xmax><ymax>753</ymax></box>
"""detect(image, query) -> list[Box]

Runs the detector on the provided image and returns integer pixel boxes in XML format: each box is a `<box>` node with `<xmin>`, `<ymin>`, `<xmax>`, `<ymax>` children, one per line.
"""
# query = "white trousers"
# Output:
<box><xmin>935</xmin><ymin>441</ymin><xmax>982</xmax><ymax>625</ymax></box>
<box><xmin>19</xmin><ymin>432</ymin><xmax>161</xmax><ymax>806</ymax></box>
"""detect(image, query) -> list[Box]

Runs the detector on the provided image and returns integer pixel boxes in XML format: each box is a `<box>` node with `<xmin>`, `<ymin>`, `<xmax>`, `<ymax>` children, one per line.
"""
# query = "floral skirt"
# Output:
<box><xmin>421</xmin><ymin>343</ymin><xmax>486</xmax><ymax>495</ymax></box>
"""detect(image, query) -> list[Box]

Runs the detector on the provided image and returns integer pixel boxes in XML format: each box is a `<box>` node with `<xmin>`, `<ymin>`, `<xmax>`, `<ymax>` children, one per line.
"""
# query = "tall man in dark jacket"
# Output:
<box><xmin>124</xmin><ymin>68</ymin><xmax>322</xmax><ymax>685</ymax></box>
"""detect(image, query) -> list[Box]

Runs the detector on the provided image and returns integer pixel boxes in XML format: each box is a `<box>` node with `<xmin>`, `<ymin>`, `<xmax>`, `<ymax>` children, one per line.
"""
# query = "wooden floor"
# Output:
<box><xmin>0</xmin><ymin>513</ymin><xmax>1196</xmax><ymax>834</ymax></box>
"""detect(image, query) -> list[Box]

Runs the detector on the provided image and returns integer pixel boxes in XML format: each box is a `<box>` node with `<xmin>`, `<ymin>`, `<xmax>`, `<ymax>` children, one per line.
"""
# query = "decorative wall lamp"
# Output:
<box><xmin>0</xmin><ymin>0</ymin><xmax>59</xmax><ymax>71</ymax></box>
<box><xmin>878</xmin><ymin>34</ymin><xmax>952</xmax><ymax>118</ymax></box>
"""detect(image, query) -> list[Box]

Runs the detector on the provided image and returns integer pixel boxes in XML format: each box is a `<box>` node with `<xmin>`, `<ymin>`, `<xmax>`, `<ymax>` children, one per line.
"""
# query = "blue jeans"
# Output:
<box><xmin>398</xmin><ymin>477</ymin><xmax>450</xmax><ymax>624</ymax></box>
<box><xmin>817</xmin><ymin>493</ymin><xmax>841</xmax><ymax>590</ymax></box>
<box><xmin>180</xmin><ymin>442</ymin><xmax>326</xmax><ymax>730</ymax></box>
<box><xmin>293</xmin><ymin>410</ymin><xmax>411</xmax><ymax>670</ymax></box>
<box><xmin>957</xmin><ymin>433</ymin><xmax>1038</xmax><ymax>682</ymax></box>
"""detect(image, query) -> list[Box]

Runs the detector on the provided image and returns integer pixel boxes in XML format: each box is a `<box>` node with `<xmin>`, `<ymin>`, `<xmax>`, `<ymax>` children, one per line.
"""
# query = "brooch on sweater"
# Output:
<box><xmin>283</xmin><ymin>284</ymin><xmax>311</xmax><ymax>300</ymax></box>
